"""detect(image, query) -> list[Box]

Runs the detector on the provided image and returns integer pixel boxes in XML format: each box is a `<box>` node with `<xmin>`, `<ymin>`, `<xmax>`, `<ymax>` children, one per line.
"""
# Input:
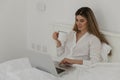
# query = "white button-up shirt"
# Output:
<box><xmin>57</xmin><ymin>31</ymin><xmax>102</xmax><ymax>65</ymax></box>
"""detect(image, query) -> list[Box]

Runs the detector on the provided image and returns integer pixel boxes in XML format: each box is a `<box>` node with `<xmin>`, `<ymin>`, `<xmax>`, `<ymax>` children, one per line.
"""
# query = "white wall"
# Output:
<box><xmin>0</xmin><ymin>0</ymin><xmax>27</xmax><ymax>62</ymax></box>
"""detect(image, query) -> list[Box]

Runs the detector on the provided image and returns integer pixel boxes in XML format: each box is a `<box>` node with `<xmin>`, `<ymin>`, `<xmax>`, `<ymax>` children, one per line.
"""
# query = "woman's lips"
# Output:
<box><xmin>78</xmin><ymin>26</ymin><xmax>82</xmax><ymax>28</ymax></box>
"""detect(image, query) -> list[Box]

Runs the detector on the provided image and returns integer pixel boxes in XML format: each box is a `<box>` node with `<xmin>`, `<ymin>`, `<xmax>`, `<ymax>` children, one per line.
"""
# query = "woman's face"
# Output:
<box><xmin>75</xmin><ymin>15</ymin><xmax>88</xmax><ymax>32</ymax></box>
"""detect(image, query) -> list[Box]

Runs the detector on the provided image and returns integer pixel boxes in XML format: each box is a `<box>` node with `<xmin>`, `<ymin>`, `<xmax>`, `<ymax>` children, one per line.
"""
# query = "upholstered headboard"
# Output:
<box><xmin>101</xmin><ymin>30</ymin><xmax>120</xmax><ymax>62</ymax></box>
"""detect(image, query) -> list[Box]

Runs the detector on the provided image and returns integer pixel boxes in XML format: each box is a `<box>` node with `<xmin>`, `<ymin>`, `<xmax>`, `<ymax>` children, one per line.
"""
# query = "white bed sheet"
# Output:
<box><xmin>7</xmin><ymin>68</ymin><xmax>60</xmax><ymax>80</ymax></box>
<box><xmin>0</xmin><ymin>58</ymin><xmax>120</xmax><ymax>80</ymax></box>
<box><xmin>5</xmin><ymin>63</ymin><xmax>120</xmax><ymax>80</ymax></box>
<box><xmin>60</xmin><ymin>63</ymin><xmax>120</xmax><ymax>80</ymax></box>
<box><xmin>0</xmin><ymin>57</ymin><xmax>60</xmax><ymax>80</ymax></box>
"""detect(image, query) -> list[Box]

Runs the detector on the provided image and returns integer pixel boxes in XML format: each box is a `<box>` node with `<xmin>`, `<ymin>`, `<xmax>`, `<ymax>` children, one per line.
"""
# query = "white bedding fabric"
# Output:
<box><xmin>7</xmin><ymin>68</ymin><xmax>59</xmax><ymax>80</ymax></box>
<box><xmin>0</xmin><ymin>57</ymin><xmax>32</xmax><ymax>80</ymax></box>
<box><xmin>3</xmin><ymin>63</ymin><xmax>120</xmax><ymax>80</ymax></box>
<box><xmin>0</xmin><ymin>58</ymin><xmax>120</xmax><ymax>80</ymax></box>
<box><xmin>60</xmin><ymin>63</ymin><xmax>120</xmax><ymax>80</ymax></box>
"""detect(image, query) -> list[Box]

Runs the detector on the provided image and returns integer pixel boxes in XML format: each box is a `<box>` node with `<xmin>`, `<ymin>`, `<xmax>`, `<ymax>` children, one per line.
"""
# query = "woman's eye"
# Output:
<box><xmin>76</xmin><ymin>19</ymin><xmax>78</xmax><ymax>21</ymax></box>
<box><xmin>76</xmin><ymin>19</ymin><xmax>85</xmax><ymax>22</ymax></box>
<box><xmin>80</xmin><ymin>19</ymin><xmax>84</xmax><ymax>22</ymax></box>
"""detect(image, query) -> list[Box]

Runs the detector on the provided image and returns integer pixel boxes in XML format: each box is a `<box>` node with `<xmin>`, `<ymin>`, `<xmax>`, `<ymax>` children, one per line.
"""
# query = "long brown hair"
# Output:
<box><xmin>73</xmin><ymin>7</ymin><xmax>111</xmax><ymax>55</ymax></box>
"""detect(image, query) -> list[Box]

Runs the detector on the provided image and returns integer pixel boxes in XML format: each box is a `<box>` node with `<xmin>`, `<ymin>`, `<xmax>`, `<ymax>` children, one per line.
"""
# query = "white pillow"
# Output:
<box><xmin>101</xmin><ymin>43</ymin><xmax>112</xmax><ymax>62</ymax></box>
<box><xmin>0</xmin><ymin>57</ymin><xmax>32</xmax><ymax>73</ymax></box>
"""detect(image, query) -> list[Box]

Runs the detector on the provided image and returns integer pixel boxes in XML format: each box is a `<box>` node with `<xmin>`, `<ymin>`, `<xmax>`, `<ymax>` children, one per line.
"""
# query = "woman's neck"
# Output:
<box><xmin>76</xmin><ymin>30</ymin><xmax>88</xmax><ymax>43</ymax></box>
<box><xmin>77</xmin><ymin>29</ymin><xmax>88</xmax><ymax>35</ymax></box>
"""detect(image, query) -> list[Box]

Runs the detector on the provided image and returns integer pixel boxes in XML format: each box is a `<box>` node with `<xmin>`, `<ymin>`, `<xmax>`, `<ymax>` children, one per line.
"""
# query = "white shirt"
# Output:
<box><xmin>57</xmin><ymin>31</ymin><xmax>102</xmax><ymax>66</ymax></box>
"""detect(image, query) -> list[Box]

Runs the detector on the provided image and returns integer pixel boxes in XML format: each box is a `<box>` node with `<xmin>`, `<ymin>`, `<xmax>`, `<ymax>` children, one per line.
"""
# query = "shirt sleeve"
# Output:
<box><xmin>56</xmin><ymin>46</ymin><xmax>65</xmax><ymax>56</ymax></box>
<box><xmin>83</xmin><ymin>36</ymin><xmax>102</xmax><ymax>66</ymax></box>
<box><xmin>56</xmin><ymin>31</ymin><xmax>73</xmax><ymax>57</ymax></box>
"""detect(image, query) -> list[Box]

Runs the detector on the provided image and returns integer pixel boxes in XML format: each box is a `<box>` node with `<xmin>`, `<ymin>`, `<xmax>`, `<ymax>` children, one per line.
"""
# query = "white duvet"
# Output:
<box><xmin>5</xmin><ymin>63</ymin><xmax>120</xmax><ymax>80</ymax></box>
<box><xmin>61</xmin><ymin>63</ymin><xmax>120</xmax><ymax>80</ymax></box>
<box><xmin>0</xmin><ymin>58</ymin><xmax>120</xmax><ymax>80</ymax></box>
<box><xmin>6</xmin><ymin>68</ymin><xmax>59</xmax><ymax>80</ymax></box>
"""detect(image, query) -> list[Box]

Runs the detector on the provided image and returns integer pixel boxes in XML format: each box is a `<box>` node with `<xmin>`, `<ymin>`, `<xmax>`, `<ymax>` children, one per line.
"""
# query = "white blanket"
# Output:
<box><xmin>6</xmin><ymin>68</ymin><xmax>60</xmax><ymax>80</ymax></box>
<box><xmin>60</xmin><ymin>63</ymin><xmax>120</xmax><ymax>80</ymax></box>
<box><xmin>5</xmin><ymin>63</ymin><xmax>120</xmax><ymax>80</ymax></box>
<box><xmin>0</xmin><ymin>58</ymin><xmax>120</xmax><ymax>80</ymax></box>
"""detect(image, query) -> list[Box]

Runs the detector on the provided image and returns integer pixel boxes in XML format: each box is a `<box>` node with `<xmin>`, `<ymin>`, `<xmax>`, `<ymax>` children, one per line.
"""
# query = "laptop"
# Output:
<box><xmin>28</xmin><ymin>51</ymin><xmax>73</xmax><ymax>77</ymax></box>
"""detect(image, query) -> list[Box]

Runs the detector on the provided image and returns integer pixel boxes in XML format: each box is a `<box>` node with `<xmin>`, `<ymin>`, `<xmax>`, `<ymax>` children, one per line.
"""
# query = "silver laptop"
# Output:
<box><xmin>28</xmin><ymin>51</ymin><xmax>73</xmax><ymax>77</ymax></box>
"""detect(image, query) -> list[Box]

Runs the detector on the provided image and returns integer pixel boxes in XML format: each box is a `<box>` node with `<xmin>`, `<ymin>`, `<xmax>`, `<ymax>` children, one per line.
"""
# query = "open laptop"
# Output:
<box><xmin>28</xmin><ymin>51</ymin><xmax>73</xmax><ymax>77</ymax></box>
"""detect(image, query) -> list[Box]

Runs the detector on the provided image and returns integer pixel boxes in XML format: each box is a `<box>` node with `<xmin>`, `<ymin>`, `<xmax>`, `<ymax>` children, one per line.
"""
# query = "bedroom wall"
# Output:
<box><xmin>0</xmin><ymin>0</ymin><xmax>27</xmax><ymax>62</ymax></box>
<box><xmin>27</xmin><ymin>0</ymin><xmax>120</xmax><ymax>59</ymax></box>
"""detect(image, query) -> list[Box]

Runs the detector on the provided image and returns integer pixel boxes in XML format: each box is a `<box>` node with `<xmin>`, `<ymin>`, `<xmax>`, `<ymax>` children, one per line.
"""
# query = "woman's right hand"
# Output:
<box><xmin>52</xmin><ymin>32</ymin><xmax>61</xmax><ymax>47</ymax></box>
<box><xmin>52</xmin><ymin>32</ymin><xmax>59</xmax><ymax>40</ymax></box>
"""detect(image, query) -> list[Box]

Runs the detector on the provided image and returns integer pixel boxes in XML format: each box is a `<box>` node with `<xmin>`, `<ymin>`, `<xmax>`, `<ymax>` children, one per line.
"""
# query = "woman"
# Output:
<box><xmin>52</xmin><ymin>7</ymin><xmax>110</xmax><ymax>65</ymax></box>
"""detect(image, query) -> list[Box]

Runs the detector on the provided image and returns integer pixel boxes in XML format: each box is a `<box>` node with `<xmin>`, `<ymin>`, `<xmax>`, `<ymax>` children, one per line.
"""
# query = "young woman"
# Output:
<box><xmin>52</xmin><ymin>7</ymin><xmax>110</xmax><ymax>65</ymax></box>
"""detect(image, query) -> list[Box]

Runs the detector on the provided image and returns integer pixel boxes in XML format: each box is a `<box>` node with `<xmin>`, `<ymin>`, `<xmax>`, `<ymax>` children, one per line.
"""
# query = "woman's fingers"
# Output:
<box><xmin>52</xmin><ymin>32</ymin><xmax>59</xmax><ymax>40</ymax></box>
<box><xmin>60</xmin><ymin>58</ymin><xmax>71</xmax><ymax>64</ymax></box>
<box><xmin>59</xmin><ymin>58</ymin><xmax>73</xmax><ymax>67</ymax></box>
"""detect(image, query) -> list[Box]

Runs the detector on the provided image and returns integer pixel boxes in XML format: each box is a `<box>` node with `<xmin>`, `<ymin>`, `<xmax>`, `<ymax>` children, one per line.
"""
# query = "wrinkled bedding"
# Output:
<box><xmin>0</xmin><ymin>58</ymin><xmax>120</xmax><ymax>80</ymax></box>
<box><xmin>60</xmin><ymin>63</ymin><xmax>120</xmax><ymax>80</ymax></box>
<box><xmin>7</xmin><ymin>68</ymin><xmax>60</xmax><ymax>80</ymax></box>
<box><xmin>2</xmin><ymin>63</ymin><xmax>120</xmax><ymax>80</ymax></box>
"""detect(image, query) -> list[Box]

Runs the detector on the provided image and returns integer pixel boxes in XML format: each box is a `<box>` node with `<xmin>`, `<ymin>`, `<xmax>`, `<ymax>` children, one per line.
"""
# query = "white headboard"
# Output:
<box><xmin>101</xmin><ymin>30</ymin><xmax>120</xmax><ymax>62</ymax></box>
<box><xmin>52</xmin><ymin>24</ymin><xmax>120</xmax><ymax>62</ymax></box>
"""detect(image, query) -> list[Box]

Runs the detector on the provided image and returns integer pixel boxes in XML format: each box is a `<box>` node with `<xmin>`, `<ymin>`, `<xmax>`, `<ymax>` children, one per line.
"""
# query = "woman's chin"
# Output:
<box><xmin>77</xmin><ymin>30</ymin><xmax>81</xmax><ymax>32</ymax></box>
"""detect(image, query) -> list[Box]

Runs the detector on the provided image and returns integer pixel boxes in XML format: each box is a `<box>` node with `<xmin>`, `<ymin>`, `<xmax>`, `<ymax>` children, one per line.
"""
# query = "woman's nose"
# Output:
<box><xmin>77</xmin><ymin>22</ymin><xmax>82</xmax><ymax>25</ymax></box>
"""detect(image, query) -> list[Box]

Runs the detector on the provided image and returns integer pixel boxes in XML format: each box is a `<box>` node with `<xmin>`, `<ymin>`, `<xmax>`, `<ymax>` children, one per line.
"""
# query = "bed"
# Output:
<box><xmin>0</xmin><ymin>24</ymin><xmax>120</xmax><ymax>80</ymax></box>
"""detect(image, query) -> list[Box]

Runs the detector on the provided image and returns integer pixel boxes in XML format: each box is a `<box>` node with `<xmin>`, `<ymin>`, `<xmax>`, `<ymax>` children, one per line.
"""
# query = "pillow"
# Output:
<box><xmin>0</xmin><ymin>57</ymin><xmax>32</xmax><ymax>73</ymax></box>
<box><xmin>101</xmin><ymin>43</ymin><xmax>112</xmax><ymax>62</ymax></box>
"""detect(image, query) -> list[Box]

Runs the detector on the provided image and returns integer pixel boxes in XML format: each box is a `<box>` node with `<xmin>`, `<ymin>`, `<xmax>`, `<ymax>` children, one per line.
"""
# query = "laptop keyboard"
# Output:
<box><xmin>56</xmin><ymin>67</ymin><xmax>65</xmax><ymax>74</ymax></box>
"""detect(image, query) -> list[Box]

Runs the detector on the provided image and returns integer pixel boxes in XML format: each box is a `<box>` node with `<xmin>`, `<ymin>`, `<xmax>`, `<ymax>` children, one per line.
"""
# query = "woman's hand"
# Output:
<box><xmin>52</xmin><ymin>32</ymin><xmax>59</xmax><ymax>40</ymax></box>
<box><xmin>60</xmin><ymin>58</ymin><xmax>74</xmax><ymax>64</ymax></box>
<box><xmin>60</xmin><ymin>58</ymin><xmax>83</xmax><ymax>65</ymax></box>
<box><xmin>52</xmin><ymin>32</ymin><xmax>61</xmax><ymax>47</ymax></box>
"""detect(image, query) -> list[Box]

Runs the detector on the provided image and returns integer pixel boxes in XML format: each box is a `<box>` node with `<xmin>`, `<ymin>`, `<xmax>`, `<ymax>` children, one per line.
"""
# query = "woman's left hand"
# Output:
<box><xmin>60</xmin><ymin>58</ymin><xmax>74</xmax><ymax>65</ymax></box>
<box><xmin>60</xmin><ymin>58</ymin><xmax>83</xmax><ymax>65</ymax></box>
